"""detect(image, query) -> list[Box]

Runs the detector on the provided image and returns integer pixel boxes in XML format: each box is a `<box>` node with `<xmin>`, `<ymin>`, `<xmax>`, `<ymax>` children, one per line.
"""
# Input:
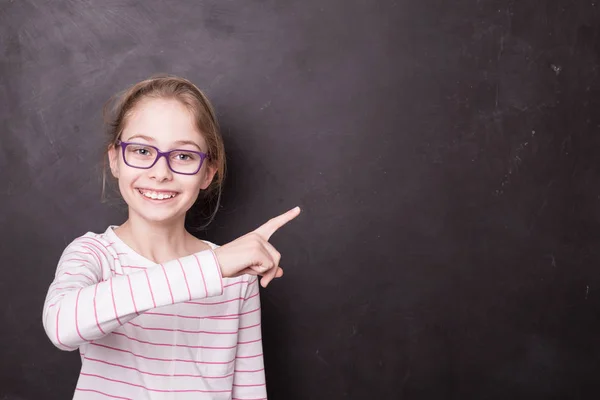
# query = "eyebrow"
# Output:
<box><xmin>124</xmin><ymin>134</ymin><xmax>203</xmax><ymax>151</ymax></box>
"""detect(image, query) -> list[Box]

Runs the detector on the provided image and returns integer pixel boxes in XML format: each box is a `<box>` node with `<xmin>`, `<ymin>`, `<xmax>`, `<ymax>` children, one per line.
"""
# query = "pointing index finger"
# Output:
<box><xmin>255</xmin><ymin>206</ymin><xmax>301</xmax><ymax>240</ymax></box>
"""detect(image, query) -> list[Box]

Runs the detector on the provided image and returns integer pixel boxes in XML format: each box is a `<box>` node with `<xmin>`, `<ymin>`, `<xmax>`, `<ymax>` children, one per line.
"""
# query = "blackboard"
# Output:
<box><xmin>1</xmin><ymin>1</ymin><xmax>600</xmax><ymax>399</ymax></box>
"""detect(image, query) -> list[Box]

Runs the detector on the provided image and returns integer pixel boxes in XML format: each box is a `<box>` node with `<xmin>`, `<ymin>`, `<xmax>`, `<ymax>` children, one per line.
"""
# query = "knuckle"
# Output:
<box><xmin>247</xmin><ymin>233</ymin><xmax>260</xmax><ymax>245</ymax></box>
<box><xmin>252</xmin><ymin>240</ymin><xmax>263</xmax><ymax>253</ymax></box>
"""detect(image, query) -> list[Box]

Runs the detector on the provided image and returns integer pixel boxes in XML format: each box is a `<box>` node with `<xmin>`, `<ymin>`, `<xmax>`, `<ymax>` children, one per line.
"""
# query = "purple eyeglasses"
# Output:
<box><xmin>116</xmin><ymin>140</ymin><xmax>209</xmax><ymax>175</ymax></box>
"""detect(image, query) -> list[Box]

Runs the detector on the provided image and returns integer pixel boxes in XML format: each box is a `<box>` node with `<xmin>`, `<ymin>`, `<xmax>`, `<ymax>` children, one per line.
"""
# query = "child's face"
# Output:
<box><xmin>108</xmin><ymin>98</ymin><xmax>216</xmax><ymax>226</ymax></box>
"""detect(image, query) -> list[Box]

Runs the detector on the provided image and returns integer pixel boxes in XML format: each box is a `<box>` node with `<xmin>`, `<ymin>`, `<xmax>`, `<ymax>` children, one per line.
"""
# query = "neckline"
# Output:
<box><xmin>106</xmin><ymin>225</ymin><xmax>217</xmax><ymax>265</ymax></box>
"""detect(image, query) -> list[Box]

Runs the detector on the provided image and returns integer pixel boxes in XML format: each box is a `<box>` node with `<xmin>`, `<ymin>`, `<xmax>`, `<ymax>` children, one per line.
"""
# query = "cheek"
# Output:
<box><xmin>182</xmin><ymin>178</ymin><xmax>203</xmax><ymax>197</ymax></box>
<box><xmin>117</xmin><ymin>168</ymin><xmax>142</xmax><ymax>191</ymax></box>
<box><xmin>175</xmin><ymin>178</ymin><xmax>202</xmax><ymax>206</ymax></box>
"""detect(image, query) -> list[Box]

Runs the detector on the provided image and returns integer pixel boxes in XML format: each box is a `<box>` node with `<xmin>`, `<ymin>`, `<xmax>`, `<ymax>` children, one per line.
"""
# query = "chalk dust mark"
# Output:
<box><xmin>315</xmin><ymin>349</ymin><xmax>330</xmax><ymax>367</ymax></box>
<box><xmin>260</xmin><ymin>100</ymin><xmax>271</xmax><ymax>111</ymax></box>
<box><xmin>38</xmin><ymin>110</ymin><xmax>60</xmax><ymax>161</ymax></box>
<box><xmin>494</xmin><ymin>140</ymin><xmax>530</xmax><ymax>195</ymax></box>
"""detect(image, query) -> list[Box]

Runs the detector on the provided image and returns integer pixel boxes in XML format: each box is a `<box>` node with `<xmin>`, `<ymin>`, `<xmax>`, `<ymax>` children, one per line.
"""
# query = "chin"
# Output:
<box><xmin>125</xmin><ymin>194</ymin><xmax>193</xmax><ymax>225</ymax></box>
<box><xmin>132</xmin><ymin>206</ymin><xmax>186</xmax><ymax>224</ymax></box>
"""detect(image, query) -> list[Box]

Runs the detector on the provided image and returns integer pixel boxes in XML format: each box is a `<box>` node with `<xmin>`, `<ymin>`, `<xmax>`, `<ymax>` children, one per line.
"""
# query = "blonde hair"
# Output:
<box><xmin>101</xmin><ymin>74</ymin><xmax>226</xmax><ymax>229</ymax></box>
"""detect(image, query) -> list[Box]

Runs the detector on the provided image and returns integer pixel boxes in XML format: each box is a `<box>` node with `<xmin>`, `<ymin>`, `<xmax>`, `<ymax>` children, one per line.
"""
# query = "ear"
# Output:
<box><xmin>107</xmin><ymin>144</ymin><xmax>120</xmax><ymax>178</ymax></box>
<box><xmin>200</xmin><ymin>163</ymin><xmax>218</xmax><ymax>190</ymax></box>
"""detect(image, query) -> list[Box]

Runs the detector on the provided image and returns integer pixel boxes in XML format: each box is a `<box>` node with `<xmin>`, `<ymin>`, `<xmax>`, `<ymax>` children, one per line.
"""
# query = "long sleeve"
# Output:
<box><xmin>232</xmin><ymin>277</ymin><xmax>267</xmax><ymax>400</ymax></box>
<box><xmin>42</xmin><ymin>235</ymin><xmax>224</xmax><ymax>351</ymax></box>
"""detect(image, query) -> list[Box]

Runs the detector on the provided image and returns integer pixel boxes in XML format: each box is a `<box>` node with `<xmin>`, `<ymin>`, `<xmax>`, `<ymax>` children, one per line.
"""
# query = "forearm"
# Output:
<box><xmin>43</xmin><ymin>248</ymin><xmax>223</xmax><ymax>350</ymax></box>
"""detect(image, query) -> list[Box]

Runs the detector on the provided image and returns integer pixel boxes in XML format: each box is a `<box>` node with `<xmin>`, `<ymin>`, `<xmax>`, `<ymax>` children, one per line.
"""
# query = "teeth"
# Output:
<box><xmin>139</xmin><ymin>190</ymin><xmax>176</xmax><ymax>200</ymax></box>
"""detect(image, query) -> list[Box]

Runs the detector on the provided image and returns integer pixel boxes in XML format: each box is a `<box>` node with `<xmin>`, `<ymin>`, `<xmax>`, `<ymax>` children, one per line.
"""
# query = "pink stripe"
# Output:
<box><xmin>236</xmin><ymin>353</ymin><xmax>263</xmax><ymax>359</ymax></box>
<box><xmin>178</xmin><ymin>259</ymin><xmax>192</xmax><ymax>301</ymax></box>
<box><xmin>79</xmin><ymin>237</ymin><xmax>117</xmax><ymax>275</ymax></box>
<box><xmin>244</xmin><ymin>291</ymin><xmax>259</xmax><ymax>302</ymax></box>
<box><xmin>160</xmin><ymin>264</ymin><xmax>175</xmax><ymax>304</ymax></box>
<box><xmin>232</xmin><ymin>398</ymin><xmax>267</xmax><ymax>400</ymax></box>
<box><xmin>121</xmin><ymin>265</ymin><xmax>147</xmax><ymax>269</ymax></box>
<box><xmin>79</xmin><ymin>372</ymin><xmax>232</xmax><ymax>393</ymax></box>
<box><xmin>240</xmin><ymin>322</ymin><xmax>261</xmax><ymax>330</ymax></box>
<box><xmin>233</xmin><ymin>383</ymin><xmax>266</xmax><ymax>387</ymax></box>
<box><xmin>209</xmin><ymin>249</ymin><xmax>224</xmax><ymax>292</ymax></box>
<box><xmin>75</xmin><ymin>388</ymin><xmax>132</xmax><ymax>399</ymax></box>
<box><xmin>64</xmin><ymin>250</ymin><xmax>101</xmax><ymax>260</ymax></box>
<box><xmin>84</xmin><ymin>356</ymin><xmax>235</xmax><ymax>379</ymax></box>
<box><xmin>144</xmin><ymin>270</ymin><xmax>157</xmax><ymax>308</ymax></box>
<box><xmin>234</xmin><ymin>368</ymin><xmax>265</xmax><ymax>373</ymax></box>
<box><xmin>144</xmin><ymin>306</ymin><xmax>259</xmax><ymax>320</ymax></box>
<box><xmin>91</xmin><ymin>343</ymin><xmax>236</xmax><ymax>364</ymax></box>
<box><xmin>111</xmin><ymin>331</ymin><xmax>237</xmax><ymax>349</ymax></box>
<box><xmin>82</xmin><ymin>235</ymin><xmax>112</xmax><ymax>250</ymax></box>
<box><xmin>110</xmin><ymin>278</ymin><xmax>123</xmax><ymax>325</ymax></box>
<box><xmin>75</xmin><ymin>289</ymin><xmax>87</xmax><ymax>341</ymax></box>
<box><xmin>193</xmin><ymin>254</ymin><xmax>209</xmax><ymax>296</ymax></box>
<box><xmin>93</xmin><ymin>283</ymin><xmax>106</xmax><ymax>335</ymax></box>
<box><xmin>55</xmin><ymin>305</ymin><xmax>63</xmax><ymax>346</ymax></box>
<box><xmin>46</xmin><ymin>294</ymin><xmax>67</xmax><ymax>310</ymax></box>
<box><xmin>224</xmin><ymin>278</ymin><xmax>257</xmax><ymax>288</ymax></box>
<box><xmin>77</xmin><ymin>244</ymin><xmax>107</xmax><ymax>279</ymax></box>
<box><xmin>237</xmin><ymin>338</ymin><xmax>262</xmax><ymax>346</ymax></box>
<box><xmin>50</xmin><ymin>285</ymin><xmax>79</xmax><ymax>291</ymax></box>
<box><xmin>224</xmin><ymin>280</ymin><xmax>246</xmax><ymax>289</ymax></box>
<box><xmin>61</xmin><ymin>271</ymin><xmax>95</xmax><ymax>284</ymax></box>
<box><xmin>47</xmin><ymin>285</ymin><xmax>79</xmax><ymax>298</ymax></box>
<box><xmin>80</xmin><ymin>238</ymin><xmax>124</xmax><ymax>276</ymax></box>
<box><xmin>61</xmin><ymin>258</ymin><xmax>89</xmax><ymax>263</ymax></box>
<box><xmin>55</xmin><ymin>305</ymin><xmax>76</xmax><ymax>350</ymax></box>
<box><xmin>186</xmin><ymin>296</ymin><xmax>246</xmax><ymax>306</ymax></box>
<box><xmin>62</xmin><ymin>251</ymin><xmax>101</xmax><ymax>280</ymax></box>
<box><xmin>78</xmin><ymin>243</ymin><xmax>103</xmax><ymax>266</ymax></box>
<box><xmin>126</xmin><ymin>275</ymin><xmax>139</xmax><ymax>315</ymax></box>
<box><xmin>127</xmin><ymin>321</ymin><xmax>237</xmax><ymax>335</ymax></box>
<box><xmin>62</xmin><ymin>251</ymin><xmax>89</xmax><ymax>257</ymax></box>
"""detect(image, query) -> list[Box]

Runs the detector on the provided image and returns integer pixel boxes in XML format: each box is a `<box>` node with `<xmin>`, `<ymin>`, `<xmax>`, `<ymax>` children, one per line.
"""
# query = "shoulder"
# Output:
<box><xmin>61</xmin><ymin>227</ymin><xmax>116</xmax><ymax>258</ymax></box>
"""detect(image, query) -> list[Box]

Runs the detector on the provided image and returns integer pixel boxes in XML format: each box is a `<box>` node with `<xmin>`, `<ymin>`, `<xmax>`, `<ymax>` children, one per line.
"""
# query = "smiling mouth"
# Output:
<box><xmin>137</xmin><ymin>188</ymin><xmax>178</xmax><ymax>200</ymax></box>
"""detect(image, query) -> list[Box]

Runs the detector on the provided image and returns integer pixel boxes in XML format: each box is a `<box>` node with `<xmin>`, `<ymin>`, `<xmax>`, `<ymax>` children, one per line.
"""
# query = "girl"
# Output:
<box><xmin>42</xmin><ymin>75</ymin><xmax>300</xmax><ymax>399</ymax></box>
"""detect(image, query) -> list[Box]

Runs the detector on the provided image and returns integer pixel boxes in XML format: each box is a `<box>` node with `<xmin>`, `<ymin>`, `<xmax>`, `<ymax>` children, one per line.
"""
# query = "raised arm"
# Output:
<box><xmin>42</xmin><ymin>236</ymin><xmax>223</xmax><ymax>350</ymax></box>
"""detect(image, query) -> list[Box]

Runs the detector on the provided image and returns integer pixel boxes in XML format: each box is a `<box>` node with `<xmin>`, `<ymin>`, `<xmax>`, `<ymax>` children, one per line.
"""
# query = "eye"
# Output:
<box><xmin>127</xmin><ymin>144</ymin><xmax>154</xmax><ymax>157</ymax></box>
<box><xmin>172</xmin><ymin>151</ymin><xmax>197</xmax><ymax>162</ymax></box>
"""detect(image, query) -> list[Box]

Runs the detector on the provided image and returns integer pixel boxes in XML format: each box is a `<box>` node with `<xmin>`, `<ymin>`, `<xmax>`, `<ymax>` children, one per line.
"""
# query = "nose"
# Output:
<box><xmin>149</xmin><ymin>154</ymin><xmax>173</xmax><ymax>182</ymax></box>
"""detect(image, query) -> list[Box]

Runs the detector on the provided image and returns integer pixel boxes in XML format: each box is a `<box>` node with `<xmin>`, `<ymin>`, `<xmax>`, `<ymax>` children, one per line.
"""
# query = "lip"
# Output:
<box><xmin>137</xmin><ymin>187</ymin><xmax>179</xmax><ymax>194</ymax></box>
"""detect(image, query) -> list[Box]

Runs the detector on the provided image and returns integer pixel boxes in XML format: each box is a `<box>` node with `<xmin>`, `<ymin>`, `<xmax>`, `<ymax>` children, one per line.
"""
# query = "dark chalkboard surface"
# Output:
<box><xmin>1</xmin><ymin>1</ymin><xmax>600</xmax><ymax>399</ymax></box>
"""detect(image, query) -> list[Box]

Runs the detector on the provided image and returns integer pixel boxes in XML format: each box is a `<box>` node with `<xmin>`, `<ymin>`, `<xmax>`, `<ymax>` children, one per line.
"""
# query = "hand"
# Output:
<box><xmin>213</xmin><ymin>206</ymin><xmax>301</xmax><ymax>287</ymax></box>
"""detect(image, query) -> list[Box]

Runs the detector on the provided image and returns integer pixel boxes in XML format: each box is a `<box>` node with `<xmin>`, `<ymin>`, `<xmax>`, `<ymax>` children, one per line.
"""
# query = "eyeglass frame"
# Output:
<box><xmin>115</xmin><ymin>140</ymin><xmax>209</xmax><ymax>175</ymax></box>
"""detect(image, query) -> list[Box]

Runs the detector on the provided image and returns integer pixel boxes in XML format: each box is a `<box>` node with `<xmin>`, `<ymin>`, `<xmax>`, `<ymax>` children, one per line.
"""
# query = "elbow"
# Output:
<box><xmin>42</xmin><ymin>309</ymin><xmax>79</xmax><ymax>352</ymax></box>
<box><xmin>43</xmin><ymin>331</ymin><xmax>79</xmax><ymax>352</ymax></box>
<box><xmin>44</xmin><ymin>328</ymin><xmax>79</xmax><ymax>352</ymax></box>
<box><xmin>48</xmin><ymin>337</ymin><xmax>79</xmax><ymax>352</ymax></box>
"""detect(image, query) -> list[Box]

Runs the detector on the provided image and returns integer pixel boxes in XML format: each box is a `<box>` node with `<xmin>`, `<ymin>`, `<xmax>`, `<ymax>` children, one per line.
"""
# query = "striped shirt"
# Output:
<box><xmin>42</xmin><ymin>226</ymin><xmax>267</xmax><ymax>400</ymax></box>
